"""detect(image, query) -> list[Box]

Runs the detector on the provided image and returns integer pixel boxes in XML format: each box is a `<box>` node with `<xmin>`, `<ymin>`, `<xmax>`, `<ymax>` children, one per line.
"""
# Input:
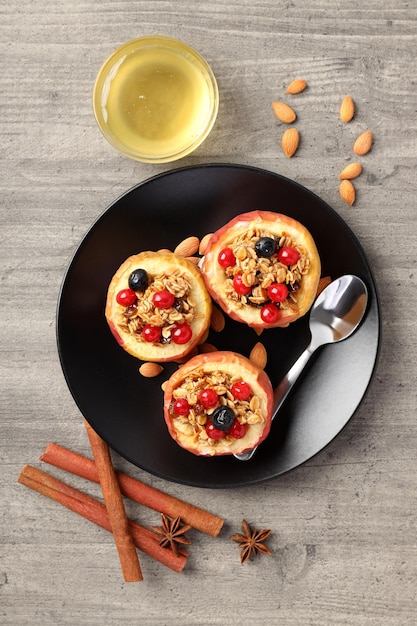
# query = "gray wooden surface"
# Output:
<box><xmin>2</xmin><ymin>1</ymin><xmax>416</xmax><ymax>624</ymax></box>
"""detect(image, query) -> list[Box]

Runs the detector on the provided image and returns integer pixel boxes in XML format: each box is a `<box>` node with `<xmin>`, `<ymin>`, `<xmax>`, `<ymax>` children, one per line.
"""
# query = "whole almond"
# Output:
<box><xmin>199</xmin><ymin>342</ymin><xmax>218</xmax><ymax>353</ymax></box>
<box><xmin>139</xmin><ymin>362</ymin><xmax>164</xmax><ymax>378</ymax></box>
<box><xmin>281</xmin><ymin>127</ymin><xmax>300</xmax><ymax>158</ymax></box>
<box><xmin>285</xmin><ymin>79</ymin><xmax>307</xmax><ymax>94</ymax></box>
<box><xmin>210</xmin><ymin>306</ymin><xmax>226</xmax><ymax>332</ymax></box>
<box><xmin>174</xmin><ymin>236</ymin><xmax>200</xmax><ymax>257</ymax></box>
<box><xmin>353</xmin><ymin>130</ymin><xmax>373</xmax><ymax>155</ymax></box>
<box><xmin>339</xmin><ymin>179</ymin><xmax>356</xmax><ymax>206</ymax></box>
<box><xmin>339</xmin><ymin>162</ymin><xmax>363</xmax><ymax>180</ymax></box>
<box><xmin>185</xmin><ymin>256</ymin><xmax>200</xmax><ymax>265</ymax></box>
<box><xmin>249</xmin><ymin>342</ymin><xmax>267</xmax><ymax>369</ymax></box>
<box><xmin>340</xmin><ymin>95</ymin><xmax>355</xmax><ymax>123</ymax></box>
<box><xmin>199</xmin><ymin>233</ymin><xmax>213</xmax><ymax>255</ymax></box>
<box><xmin>272</xmin><ymin>101</ymin><xmax>297</xmax><ymax>123</ymax></box>
<box><xmin>316</xmin><ymin>275</ymin><xmax>332</xmax><ymax>297</ymax></box>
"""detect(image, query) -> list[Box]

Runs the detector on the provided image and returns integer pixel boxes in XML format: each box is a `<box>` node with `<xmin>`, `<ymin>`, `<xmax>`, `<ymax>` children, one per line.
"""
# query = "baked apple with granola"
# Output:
<box><xmin>105</xmin><ymin>250</ymin><xmax>212</xmax><ymax>362</ymax></box>
<box><xmin>163</xmin><ymin>351</ymin><xmax>273</xmax><ymax>456</ymax></box>
<box><xmin>201</xmin><ymin>210</ymin><xmax>321</xmax><ymax>329</ymax></box>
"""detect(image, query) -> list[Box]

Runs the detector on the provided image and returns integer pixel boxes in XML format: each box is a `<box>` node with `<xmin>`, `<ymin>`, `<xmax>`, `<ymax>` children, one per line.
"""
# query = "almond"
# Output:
<box><xmin>339</xmin><ymin>162</ymin><xmax>363</xmax><ymax>180</ymax></box>
<box><xmin>210</xmin><ymin>306</ymin><xmax>226</xmax><ymax>332</ymax></box>
<box><xmin>199</xmin><ymin>233</ymin><xmax>213</xmax><ymax>255</ymax></box>
<box><xmin>174</xmin><ymin>236</ymin><xmax>200</xmax><ymax>257</ymax></box>
<box><xmin>339</xmin><ymin>179</ymin><xmax>356</xmax><ymax>206</ymax></box>
<box><xmin>281</xmin><ymin>127</ymin><xmax>299</xmax><ymax>158</ymax></box>
<box><xmin>139</xmin><ymin>362</ymin><xmax>164</xmax><ymax>378</ymax></box>
<box><xmin>198</xmin><ymin>342</ymin><xmax>218</xmax><ymax>353</ymax></box>
<box><xmin>249</xmin><ymin>342</ymin><xmax>267</xmax><ymax>369</ymax></box>
<box><xmin>316</xmin><ymin>275</ymin><xmax>332</xmax><ymax>297</ymax></box>
<box><xmin>285</xmin><ymin>78</ymin><xmax>307</xmax><ymax>94</ymax></box>
<box><xmin>353</xmin><ymin>130</ymin><xmax>373</xmax><ymax>155</ymax></box>
<box><xmin>340</xmin><ymin>95</ymin><xmax>355</xmax><ymax>122</ymax></box>
<box><xmin>272</xmin><ymin>101</ymin><xmax>297</xmax><ymax>123</ymax></box>
<box><xmin>185</xmin><ymin>256</ymin><xmax>200</xmax><ymax>265</ymax></box>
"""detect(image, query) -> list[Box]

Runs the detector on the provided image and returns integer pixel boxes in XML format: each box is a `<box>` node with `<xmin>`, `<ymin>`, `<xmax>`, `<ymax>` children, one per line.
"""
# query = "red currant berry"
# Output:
<box><xmin>260</xmin><ymin>303</ymin><xmax>280</xmax><ymax>324</ymax></box>
<box><xmin>116</xmin><ymin>288</ymin><xmax>137</xmax><ymax>306</ymax></box>
<box><xmin>152</xmin><ymin>290</ymin><xmax>175</xmax><ymax>309</ymax></box>
<box><xmin>198</xmin><ymin>388</ymin><xmax>218</xmax><ymax>409</ymax></box>
<box><xmin>229</xmin><ymin>420</ymin><xmax>248</xmax><ymax>439</ymax></box>
<box><xmin>267</xmin><ymin>282</ymin><xmax>289</xmax><ymax>303</ymax></box>
<box><xmin>218</xmin><ymin>247</ymin><xmax>236</xmax><ymax>268</ymax></box>
<box><xmin>278</xmin><ymin>246</ymin><xmax>300</xmax><ymax>266</ymax></box>
<box><xmin>233</xmin><ymin>273</ymin><xmax>252</xmax><ymax>296</ymax></box>
<box><xmin>171</xmin><ymin>323</ymin><xmax>192</xmax><ymax>344</ymax></box>
<box><xmin>231</xmin><ymin>381</ymin><xmax>252</xmax><ymax>401</ymax></box>
<box><xmin>141</xmin><ymin>324</ymin><xmax>162</xmax><ymax>342</ymax></box>
<box><xmin>173</xmin><ymin>398</ymin><xmax>191</xmax><ymax>416</ymax></box>
<box><xmin>205</xmin><ymin>421</ymin><xmax>225</xmax><ymax>440</ymax></box>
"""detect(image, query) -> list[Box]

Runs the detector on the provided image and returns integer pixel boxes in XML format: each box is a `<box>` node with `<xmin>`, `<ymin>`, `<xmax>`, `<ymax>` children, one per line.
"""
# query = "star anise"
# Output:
<box><xmin>230</xmin><ymin>519</ymin><xmax>272</xmax><ymax>564</ymax></box>
<box><xmin>150</xmin><ymin>514</ymin><xmax>192</xmax><ymax>557</ymax></box>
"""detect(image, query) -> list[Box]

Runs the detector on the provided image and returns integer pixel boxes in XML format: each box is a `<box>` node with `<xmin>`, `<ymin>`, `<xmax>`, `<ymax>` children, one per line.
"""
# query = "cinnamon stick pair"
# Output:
<box><xmin>18</xmin><ymin>464</ymin><xmax>186</xmax><ymax>573</ymax></box>
<box><xmin>19</xmin><ymin>424</ymin><xmax>225</xmax><ymax>581</ymax></box>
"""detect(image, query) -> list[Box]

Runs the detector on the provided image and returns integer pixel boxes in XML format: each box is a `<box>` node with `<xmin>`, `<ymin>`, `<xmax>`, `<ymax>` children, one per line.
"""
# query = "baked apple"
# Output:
<box><xmin>163</xmin><ymin>351</ymin><xmax>273</xmax><ymax>456</ymax></box>
<box><xmin>201</xmin><ymin>210</ymin><xmax>321</xmax><ymax>329</ymax></box>
<box><xmin>105</xmin><ymin>251</ymin><xmax>212</xmax><ymax>362</ymax></box>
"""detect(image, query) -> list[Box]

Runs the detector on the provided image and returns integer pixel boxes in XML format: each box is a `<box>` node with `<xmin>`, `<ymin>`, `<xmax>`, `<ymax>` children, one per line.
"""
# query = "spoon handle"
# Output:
<box><xmin>272</xmin><ymin>343</ymin><xmax>315</xmax><ymax>417</ymax></box>
<box><xmin>233</xmin><ymin>343</ymin><xmax>316</xmax><ymax>461</ymax></box>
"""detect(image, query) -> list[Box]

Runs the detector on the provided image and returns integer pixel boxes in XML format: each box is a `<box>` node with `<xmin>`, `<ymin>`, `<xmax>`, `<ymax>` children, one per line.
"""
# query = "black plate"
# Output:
<box><xmin>57</xmin><ymin>164</ymin><xmax>380</xmax><ymax>488</ymax></box>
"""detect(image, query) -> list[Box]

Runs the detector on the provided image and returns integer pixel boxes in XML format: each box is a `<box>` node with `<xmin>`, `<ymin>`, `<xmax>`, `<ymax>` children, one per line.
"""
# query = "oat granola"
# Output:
<box><xmin>118</xmin><ymin>270</ymin><xmax>197</xmax><ymax>344</ymax></box>
<box><xmin>170</xmin><ymin>368</ymin><xmax>264</xmax><ymax>448</ymax></box>
<box><xmin>223</xmin><ymin>227</ymin><xmax>310</xmax><ymax>312</ymax></box>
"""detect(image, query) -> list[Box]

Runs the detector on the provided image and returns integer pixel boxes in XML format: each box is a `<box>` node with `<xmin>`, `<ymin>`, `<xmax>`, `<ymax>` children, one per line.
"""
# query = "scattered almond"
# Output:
<box><xmin>316</xmin><ymin>276</ymin><xmax>332</xmax><ymax>297</ymax></box>
<box><xmin>254</xmin><ymin>328</ymin><xmax>264</xmax><ymax>336</ymax></box>
<box><xmin>339</xmin><ymin>179</ymin><xmax>356</xmax><ymax>206</ymax></box>
<box><xmin>353</xmin><ymin>130</ymin><xmax>373</xmax><ymax>155</ymax></box>
<box><xmin>199</xmin><ymin>233</ymin><xmax>213</xmax><ymax>256</ymax></box>
<box><xmin>174</xmin><ymin>236</ymin><xmax>200</xmax><ymax>257</ymax></box>
<box><xmin>285</xmin><ymin>78</ymin><xmax>307</xmax><ymax>95</ymax></box>
<box><xmin>249</xmin><ymin>342</ymin><xmax>267</xmax><ymax>369</ymax></box>
<box><xmin>272</xmin><ymin>101</ymin><xmax>297</xmax><ymax>124</ymax></box>
<box><xmin>281</xmin><ymin>127</ymin><xmax>300</xmax><ymax>158</ymax></box>
<box><xmin>185</xmin><ymin>256</ymin><xmax>200</xmax><ymax>265</ymax></box>
<box><xmin>139</xmin><ymin>362</ymin><xmax>164</xmax><ymax>378</ymax></box>
<box><xmin>339</xmin><ymin>162</ymin><xmax>363</xmax><ymax>180</ymax></box>
<box><xmin>340</xmin><ymin>96</ymin><xmax>355</xmax><ymax>123</ymax></box>
<box><xmin>199</xmin><ymin>342</ymin><xmax>218</xmax><ymax>353</ymax></box>
<box><xmin>210</xmin><ymin>306</ymin><xmax>226</xmax><ymax>332</ymax></box>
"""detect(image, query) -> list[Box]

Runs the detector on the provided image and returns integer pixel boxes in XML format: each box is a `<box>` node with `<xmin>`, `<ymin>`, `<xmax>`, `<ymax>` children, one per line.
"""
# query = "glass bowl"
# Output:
<box><xmin>93</xmin><ymin>36</ymin><xmax>219</xmax><ymax>163</ymax></box>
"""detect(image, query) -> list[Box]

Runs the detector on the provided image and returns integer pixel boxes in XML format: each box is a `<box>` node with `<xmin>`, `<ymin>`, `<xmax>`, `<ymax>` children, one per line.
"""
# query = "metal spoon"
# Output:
<box><xmin>234</xmin><ymin>274</ymin><xmax>368</xmax><ymax>461</ymax></box>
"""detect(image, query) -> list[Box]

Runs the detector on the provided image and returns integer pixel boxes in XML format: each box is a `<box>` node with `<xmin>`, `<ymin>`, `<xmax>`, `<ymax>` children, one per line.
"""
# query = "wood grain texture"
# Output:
<box><xmin>1</xmin><ymin>0</ymin><xmax>417</xmax><ymax>624</ymax></box>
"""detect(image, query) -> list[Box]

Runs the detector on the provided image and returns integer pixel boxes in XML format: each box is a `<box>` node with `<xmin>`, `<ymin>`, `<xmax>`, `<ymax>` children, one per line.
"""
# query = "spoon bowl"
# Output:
<box><xmin>234</xmin><ymin>274</ymin><xmax>368</xmax><ymax>461</ymax></box>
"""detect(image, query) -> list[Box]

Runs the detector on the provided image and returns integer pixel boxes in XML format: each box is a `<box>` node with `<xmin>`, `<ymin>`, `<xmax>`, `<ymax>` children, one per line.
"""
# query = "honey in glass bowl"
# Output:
<box><xmin>93</xmin><ymin>36</ymin><xmax>219</xmax><ymax>163</ymax></box>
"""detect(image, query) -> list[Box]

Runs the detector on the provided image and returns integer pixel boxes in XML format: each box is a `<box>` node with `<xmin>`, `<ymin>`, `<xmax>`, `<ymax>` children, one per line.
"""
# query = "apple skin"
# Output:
<box><xmin>201</xmin><ymin>210</ymin><xmax>321</xmax><ymax>329</ymax></box>
<box><xmin>105</xmin><ymin>250</ymin><xmax>212</xmax><ymax>363</ymax></box>
<box><xmin>163</xmin><ymin>351</ymin><xmax>274</xmax><ymax>456</ymax></box>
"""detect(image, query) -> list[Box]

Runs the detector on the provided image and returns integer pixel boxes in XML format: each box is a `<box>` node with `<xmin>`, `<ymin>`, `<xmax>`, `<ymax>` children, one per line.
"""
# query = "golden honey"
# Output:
<box><xmin>93</xmin><ymin>37</ymin><xmax>218</xmax><ymax>162</ymax></box>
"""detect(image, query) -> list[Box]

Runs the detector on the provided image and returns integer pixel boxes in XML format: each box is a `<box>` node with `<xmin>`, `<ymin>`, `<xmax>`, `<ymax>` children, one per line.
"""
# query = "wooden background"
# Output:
<box><xmin>2</xmin><ymin>1</ymin><xmax>416</xmax><ymax>624</ymax></box>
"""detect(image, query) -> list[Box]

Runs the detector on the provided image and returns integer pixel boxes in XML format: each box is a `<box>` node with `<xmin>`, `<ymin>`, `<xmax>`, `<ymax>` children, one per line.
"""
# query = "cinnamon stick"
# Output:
<box><xmin>83</xmin><ymin>419</ymin><xmax>142</xmax><ymax>582</ymax></box>
<box><xmin>40</xmin><ymin>442</ymin><xmax>224</xmax><ymax>537</ymax></box>
<box><xmin>18</xmin><ymin>465</ymin><xmax>186</xmax><ymax>573</ymax></box>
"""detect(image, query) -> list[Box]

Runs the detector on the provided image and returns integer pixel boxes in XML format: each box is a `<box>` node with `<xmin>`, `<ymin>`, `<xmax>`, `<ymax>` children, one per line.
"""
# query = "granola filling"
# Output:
<box><xmin>170</xmin><ymin>368</ymin><xmax>264</xmax><ymax>448</ymax></box>
<box><xmin>223</xmin><ymin>227</ymin><xmax>310</xmax><ymax>312</ymax></box>
<box><xmin>118</xmin><ymin>270</ymin><xmax>196</xmax><ymax>344</ymax></box>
